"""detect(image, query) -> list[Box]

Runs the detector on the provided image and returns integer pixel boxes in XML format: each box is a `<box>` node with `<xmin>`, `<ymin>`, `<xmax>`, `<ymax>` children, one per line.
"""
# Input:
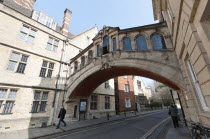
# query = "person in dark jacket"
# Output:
<box><xmin>56</xmin><ymin>107</ymin><xmax>67</xmax><ymax>129</ymax></box>
<box><xmin>168</xmin><ymin>104</ymin><xmax>179</xmax><ymax>128</ymax></box>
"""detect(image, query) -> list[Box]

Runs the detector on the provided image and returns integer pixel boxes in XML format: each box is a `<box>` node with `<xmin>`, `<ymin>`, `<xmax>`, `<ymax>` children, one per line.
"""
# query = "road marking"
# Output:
<box><xmin>52</xmin><ymin>110</ymin><xmax>167</xmax><ymax>139</ymax></box>
<box><xmin>139</xmin><ymin>117</ymin><xmax>171</xmax><ymax>139</ymax></box>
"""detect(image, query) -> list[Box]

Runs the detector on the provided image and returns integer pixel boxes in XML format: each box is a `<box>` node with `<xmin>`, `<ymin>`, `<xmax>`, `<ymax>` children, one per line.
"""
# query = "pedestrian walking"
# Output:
<box><xmin>56</xmin><ymin>107</ymin><xmax>67</xmax><ymax>129</ymax></box>
<box><xmin>168</xmin><ymin>104</ymin><xmax>179</xmax><ymax>128</ymax></box>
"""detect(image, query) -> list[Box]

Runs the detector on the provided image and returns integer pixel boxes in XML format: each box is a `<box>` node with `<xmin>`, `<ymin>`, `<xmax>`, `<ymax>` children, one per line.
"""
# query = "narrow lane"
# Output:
<box><xmin>55</xmin><ymin>110</ymin><xmax>169</xmax><ymax>139</ymax></box>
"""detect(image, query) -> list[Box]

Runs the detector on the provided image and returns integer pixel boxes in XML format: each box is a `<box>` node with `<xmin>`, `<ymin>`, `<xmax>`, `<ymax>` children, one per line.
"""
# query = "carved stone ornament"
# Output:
<box><xmin>100</xmin><ymin>55</ymin><xmax>115</xmax><ymax>70</ymax></box>
<box><xmin>161</xmin><ymin>53</ymin><xmax>169</xmax><ymax>60</ymax></box>
<box><xmin>92</xmin><ymin>58</ymin><xmax>97</xmax><ymax>65</ymax></box>
<box><xmin>113</xmin><ymin>49</ymin><xmax>121</xmax><ymax>58</ymax></box>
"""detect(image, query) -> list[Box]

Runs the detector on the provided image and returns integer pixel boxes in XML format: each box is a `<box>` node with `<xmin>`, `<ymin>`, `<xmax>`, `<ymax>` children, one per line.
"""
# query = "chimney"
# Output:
<box><xmin>62</xmin><ymin>8</ymin><xmax>72</xmax><ymax>36</ymax></box>
<box><xmin>14</xmin><ymin>0</ymin><xmax>36</xmax><ymax>10</ymax></box>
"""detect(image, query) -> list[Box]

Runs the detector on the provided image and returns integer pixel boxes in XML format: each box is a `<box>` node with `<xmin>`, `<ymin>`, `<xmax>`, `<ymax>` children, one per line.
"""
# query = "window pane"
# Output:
<box><xmin>3</xmin><ymin>101</ymin><xmax>14</xmax><ymax>114</ymax></box>
<box><xmin>103</xmin><ymin>36</ymin><xmax>109</xmax><ymax>47</ymax></box>
<box><xmin>16</xmin><ymin>63</ymin><xmax>26</xmax><ymax>73</ymax></box>
<box><xmin>53</xmin><ymin>46</ymin><xmax>58</xmax><ymax>52</ymax></box>
<box><xmin>0</xmin><ymin>89</ymin><xmax>7</xmax><ymax>99</ymax></box>
<box><xmin>105</xmin><ymin>96</ymin><xmax>110</xmax><ymax>109</ymax></box>
<box><xmin>7</xmin><ymin>61</ymin><xmax>17</xmax><ymax>71</ymax></box>
<box><xmin>29</xmin><ymin>29</ymin><xmax>36</xmax><ymax>36</ymax></box>
<box><xmin>46</xmin><ymin>43</ymin><xmax>53</xmax><ymax>51</ymax></box>
<box><xmin>113</xmin><ymin>38</ymin><xmax>117</xmax><ymax>52</ymax></box>
<box><xmin>21</xmin><ymin>26</ymin><xmax>29</xmax><ymax>33</ymax></box>
<box><xmin>0</xmin><ymin>101</ymin><xmax>3</xmax><ymax>109</ymax></box>
<box><xmin>125</xmin><ymin>84</ymin><xmax>129</xmax><ymax>92</ymax></box>
<box><xmin>74</xmin><ymin>62</ymin><xmax>78</xmax><ymax>72</ymax></box>
<box><xmin>42</xmin><ymin>61</ymin><xmax>48</xmax><ymax>67</ymax></box>
<box><xmin>18</xmin><ymin>32</ymin><xmax>27</xmax><ymax>40</ymax></box>
<box><xmin>8</xmin><ymin>90</ymin><xmax>17</xmax><ymax>99</ymax></box>
<box><xmin>34</xmin><ymin>91</ymin><xmax>41</xmax><ymax>100</ymax></box>
<box><xmin>151</xmin><ymin>34</ymin><xmax>166</xmax><ymax>50</ymax></box>
<box><xmin>97</xmin><ymin>45</ymin><xmax>100</xmax><ymax>57</ymax></box>
<box><xmin>47</xmin><ymin>70</ymin><xmax>53</xmax><ymax>78</ymax></box>
<box><xmin>21</xmin><ymin>55</ymin><xmax>28</xmax><ymax>62</ymax></box>
<box><xmin>40</xmin><ymin>101</ymin><xmax>47</xmax><ymax>112</ymax></box>
<box><xmin>54</xmin><ymin>40</ymin><xmax>59</xmax><ymax>46</ymax></box>
<box><xmin>136</xmin><ymin>36</ymin><xmax>147</xmax><ymax>50</ymax></box>
<box><xmin>123</xmin><ymin>37</ymin><xmax>132</xmax><ymax>51</ymax></box>
<box><xmin>81</xmin><ymin>57</ymin><xmax>85</xmax><ymax>68</ymax></box>
<box><xmin>39</xmin><ymin>68</ymin><xmax>47</xmax><ymax>77</ymax></box>
<box><xmin>49</xmin><ymin>63</ymin><xmax>54</xmax><ymax>69</ymax></box>
<box><xmin>31</xmin><ymin>101</ymin><xmax>39</xmax><ymax>113</ymax></box>
<box><xmin>88</xmin><ymin>51</ymin><xmax>93</xmax><ymax>63</ymax></box>
<box><xmin>27</xmin><ymin>35</ymin><xmax>35</xmax><ymax>44</ymax></box>
<box><xmin>10</xmin><ymin>52</ymin><xmax>20</xmax><ymax>61</ymax></box>
<box><xmin>48</xmin><ymin>38</ymin><xmax>53</xmax><ymax>44</ymax></box>
<box><xmin>91</xmin><ymin>95</ymin><xmax>97</xmax><ymax>101</ymax></box>
<box><xmin>42</xmin><ymin>92</ymin><xmax>48</xmax><ymax>100</ymax></box>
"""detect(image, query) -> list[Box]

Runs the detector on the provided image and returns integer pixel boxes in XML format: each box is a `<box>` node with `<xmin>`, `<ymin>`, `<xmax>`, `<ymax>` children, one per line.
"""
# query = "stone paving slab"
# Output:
<box><xmin>165</xmin><ymin>119</ymin><xmax>191</xmax><ymax>139</ymax></box>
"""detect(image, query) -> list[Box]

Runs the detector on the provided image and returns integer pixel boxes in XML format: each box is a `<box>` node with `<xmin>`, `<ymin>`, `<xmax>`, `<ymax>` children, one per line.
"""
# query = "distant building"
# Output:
<box><xmin>87</xmin><ymin>79</ymin><xmax>115</xmax><ymax>120</ymax></box>
<box><xmin>133</xmin><ymin>76</ymin><xmax>152</xmax><ymax>111</ymax></box>
<box><xmin>114</xmin><ymin>76</ymin><xmax>136</xmax><ymax>114</ymax></box>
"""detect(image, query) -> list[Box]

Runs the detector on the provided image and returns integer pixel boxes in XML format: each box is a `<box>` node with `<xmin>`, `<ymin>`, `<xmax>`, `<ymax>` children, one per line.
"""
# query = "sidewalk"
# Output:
<box><xmin>0</xmin><ymin>110</ymin><xmax>162</xmax><ymax>139</ymax></box>
<box><xmin>164</xmin><ymin>117</ymin><xmax>191</xmax><ymax>139</ymax></box>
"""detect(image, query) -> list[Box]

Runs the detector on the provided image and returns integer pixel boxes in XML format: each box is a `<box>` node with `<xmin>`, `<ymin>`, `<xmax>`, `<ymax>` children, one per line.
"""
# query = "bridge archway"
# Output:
<box><xmin>67</xmin><ymin>50</ymin><xmax>186</xmax><ymax>99</ymax></box>
<box><xmin>66</xmin><ymin>23</ymin><xmax>186</xmax><ymax>100</ymax></box>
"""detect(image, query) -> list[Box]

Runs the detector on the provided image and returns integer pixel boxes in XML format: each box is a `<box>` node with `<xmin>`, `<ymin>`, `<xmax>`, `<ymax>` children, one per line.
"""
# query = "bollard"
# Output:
<box><xmin>135</xmin><ymin>110</ymin><xmax>136</xmax><ymax>115</ymax></box>
<box><xmin>124</xmin><ymin>111</ymin><xmax>126</xmax><ymax>117</ymax></box>
<box><xmin>107</xmin><ymin>113</ymin><xmax>110</xmax><ymax>120</ymax></box>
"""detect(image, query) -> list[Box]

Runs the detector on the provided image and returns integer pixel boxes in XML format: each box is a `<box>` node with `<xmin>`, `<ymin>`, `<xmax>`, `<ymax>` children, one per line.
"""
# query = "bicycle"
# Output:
<box><xmin>191</xmin><ymin>122</ymin><xmax>210</xmax><ymax>139</ymax></box>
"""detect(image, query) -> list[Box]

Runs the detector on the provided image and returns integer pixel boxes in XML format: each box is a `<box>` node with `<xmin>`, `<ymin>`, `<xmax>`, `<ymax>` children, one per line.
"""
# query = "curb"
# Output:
<box><xmin>140</xmin><ymin>117</ymin><xmax>171</xmax><ymax>139</ymax></box>
<box><xmin>32</xmin><ymin>110</ymin><xmax>166</xmax><ymax>139</ymax></box>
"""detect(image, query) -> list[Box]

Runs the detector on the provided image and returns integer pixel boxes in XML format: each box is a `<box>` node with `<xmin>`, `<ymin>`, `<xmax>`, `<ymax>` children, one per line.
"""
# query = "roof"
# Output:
<box><xmin>119</xmin><ymin>22</ymin><xmax>166</xmax><ymax>33</ymax></box>
<box><xmin>3</xmin><ymin>0</ymin><xmax>32</xmax><ymax>17</ymax></box>
<box><xmin>2</xmin><ymin>0</ymin><xmax>75</xmax><ymax>38</ymax></box>
<box><xmin>71</xmin><ymin>26</ymin><xmax>98</xmax><ymax>39</ymax></box>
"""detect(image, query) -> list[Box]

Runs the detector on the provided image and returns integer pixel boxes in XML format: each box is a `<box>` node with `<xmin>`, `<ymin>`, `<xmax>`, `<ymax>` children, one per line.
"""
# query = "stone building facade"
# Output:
<box><xmin>0</xmin><ymin>0</ymin><xmax>99</xmax><ymax>132</ymax></box>
<box><xmin>66</xmin><ymin>79</ymin><xmax>115</xmax><ymax>121</ymax></box>
<box><xmin>153</xmin><ymin>0</ymin><xmax>210</xmax><ymax>126</ymax></box>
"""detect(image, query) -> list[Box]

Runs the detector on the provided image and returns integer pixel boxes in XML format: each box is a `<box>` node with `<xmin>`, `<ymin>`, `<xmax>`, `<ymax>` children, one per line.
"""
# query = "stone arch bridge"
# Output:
<box><xmin>66</xmin><ymin>22</ymin><xmax>186</xmax><ymax>100</ymax></box>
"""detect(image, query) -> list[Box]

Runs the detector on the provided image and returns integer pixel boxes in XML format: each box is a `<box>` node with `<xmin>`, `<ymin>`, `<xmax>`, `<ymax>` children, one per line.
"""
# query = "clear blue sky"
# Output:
<box><xmin>34</xmin><ymin>0</ymin><xmax>156</xmax><ymax>35</ymax></box>
<box><xmin>34</xmin><ymin>0</ymin><xmax>156</xmax><ymax>88</ymax></box>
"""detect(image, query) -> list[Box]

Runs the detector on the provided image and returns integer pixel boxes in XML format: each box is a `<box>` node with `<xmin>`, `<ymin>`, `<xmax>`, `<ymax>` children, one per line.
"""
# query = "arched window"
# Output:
<box><xmin>74</xmin><ymin>61</ymin><xmax>78</xmax><ymax>72</ymax></box>
<box><xmin>96</xmin><ymin>45</ymin><xmax>100</xmax><ymax>57</ymax></box>
<box><xmin>88</xmin><ymin>50</ymin><xmax>93</xmax><ymax>63</ymax></box>
<box><xmin>103</xmin><ymin>35</ymin><xmax>109</xmax><ymax>47</ymax></box>
<box><xmin>102</xmin><ymin>36</ymin><xmax>109</xmax><ymax>54</ymax></box>
<box><xmin>151</xmin><ymin>34</ymin><xmax>166</xmax><ymax>50</ymax></box>
<box><xmin>123</xmin><ymin>37</ymin><xmax>132</xmax><ymax>51</ymax></box>
<box><xmin>112</xmin><ymin>38</ymin><xmax>117</xmax><ymax>52</ymax></box>
<box><xmin>136</xmin><ymin>36</ymin><xmax>147</xmax><ymax>50</ymax></box>
<box><xmin>80</xmin><ymin>56</ymin><xmax>85</xmax><ymax>69</ymax></box>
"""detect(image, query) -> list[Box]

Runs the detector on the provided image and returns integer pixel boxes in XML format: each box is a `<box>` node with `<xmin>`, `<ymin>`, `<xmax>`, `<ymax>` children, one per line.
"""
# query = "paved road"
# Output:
<box><xmin>54</xmin><ymin>110</ymin><xmax>169</xmax><ymax>139</ymax></box>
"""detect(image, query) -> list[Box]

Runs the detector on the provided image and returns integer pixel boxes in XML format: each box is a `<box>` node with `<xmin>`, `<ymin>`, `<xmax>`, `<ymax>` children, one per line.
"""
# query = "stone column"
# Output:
<box><xmin>146</xmin><ymin>38</ymin><xmax>153</xmax><ymax>51</ymax></box>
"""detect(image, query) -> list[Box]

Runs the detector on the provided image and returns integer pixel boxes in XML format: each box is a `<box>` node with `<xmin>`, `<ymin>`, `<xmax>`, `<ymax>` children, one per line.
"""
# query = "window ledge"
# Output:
<box><xmin>30</xmin><ymin>111</ymin><xmax>46</xmax><ymax>113</ymax></box>
<box><xmin>1</xmin><ymin>113</ymin><xmax>13</xmax><ymax>115</ymax></box>
<box><xmin>199</xmin><ymin>111</ymin><xmax>210</xmax><ymax>117</ymax></box>
<box><xmin>39</xmin><ymin>76</ymin><xmax>52</xmax><ymax>79</ymax></box>
<box><xmin>15</xmin><ymin>72</ymin><xmax>25</xmax><ymax>74</ymax></box>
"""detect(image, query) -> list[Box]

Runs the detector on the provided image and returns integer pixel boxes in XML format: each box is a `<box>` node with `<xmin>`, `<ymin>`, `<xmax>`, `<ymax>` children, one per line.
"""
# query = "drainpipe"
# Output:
<box><xmin>177</xmin><ymin>92</ymin><xmax>187</xmax><ymax>127</ymax></box>
<box><xmin>52</xmin><ymin>38</ymin><xmax>68</xmax><ymax>125</ymax></box>
<box><xmin>170</xmin><ymin>89</ymin><xmax>175</xmax><ymax>105</ymax></box>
